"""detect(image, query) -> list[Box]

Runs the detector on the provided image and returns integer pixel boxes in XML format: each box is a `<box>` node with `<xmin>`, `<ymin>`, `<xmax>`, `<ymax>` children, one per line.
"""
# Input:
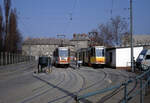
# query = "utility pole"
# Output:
<box><xmin>130</xmin><ymin>0</ymin><xmax>134</xmax><ymax>72</ymax></box>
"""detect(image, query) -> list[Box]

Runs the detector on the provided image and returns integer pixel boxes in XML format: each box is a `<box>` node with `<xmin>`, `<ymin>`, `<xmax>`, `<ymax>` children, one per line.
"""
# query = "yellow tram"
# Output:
<box><xmin>53</xmin><ymin>47</ymin><xmax>70</xmax><ymax>67</ymax></box>
<box><xmin>78</xmin><ymin>46</ymin><xmax>105</xmax><ymax>67</ymax></box>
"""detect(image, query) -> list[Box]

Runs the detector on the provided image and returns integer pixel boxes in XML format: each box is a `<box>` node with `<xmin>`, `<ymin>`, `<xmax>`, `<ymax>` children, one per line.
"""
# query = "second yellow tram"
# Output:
<box><xmin>78</xmin><ymin>46</ymin><xmax>106</xmax><ymax>67</ymax></box>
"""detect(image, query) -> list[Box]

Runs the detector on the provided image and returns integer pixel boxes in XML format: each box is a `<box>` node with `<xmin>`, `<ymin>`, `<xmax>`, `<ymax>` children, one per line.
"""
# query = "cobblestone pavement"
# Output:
<box><xmin>0</xmin><ymin>63</ymin><xmax>148</xmax><ymax>103</ymax></box>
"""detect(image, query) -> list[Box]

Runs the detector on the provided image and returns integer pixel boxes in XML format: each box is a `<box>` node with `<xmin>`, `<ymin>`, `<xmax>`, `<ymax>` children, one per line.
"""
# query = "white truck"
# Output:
<box><xmin>136</xmin><ymin>49</ymin><xmax>150</xmax><ymax>71</ymax></box>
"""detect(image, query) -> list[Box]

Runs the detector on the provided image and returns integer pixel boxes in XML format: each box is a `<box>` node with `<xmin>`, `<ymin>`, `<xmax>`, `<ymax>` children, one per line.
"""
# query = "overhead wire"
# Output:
<box><xmin>70</xmin><ymin>0</ymin><xmax>78</xmax><ymax>21</ymax></box>
<box><xmin>63</xmin><ymin>0</ymin><xmax>78</xmax><ymax>36</ymax></box>
<box><xmin>110</xmin><ymin>0</ymin><xmax>114</xmax><ymax>20</ymax></box>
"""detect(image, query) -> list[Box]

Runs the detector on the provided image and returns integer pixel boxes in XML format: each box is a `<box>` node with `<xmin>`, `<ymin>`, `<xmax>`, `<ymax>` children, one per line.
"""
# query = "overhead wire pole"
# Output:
<box><xmin>130</xmin><ymin>0</ymin><xmax>134</xmax><ymax>72</ymax></box>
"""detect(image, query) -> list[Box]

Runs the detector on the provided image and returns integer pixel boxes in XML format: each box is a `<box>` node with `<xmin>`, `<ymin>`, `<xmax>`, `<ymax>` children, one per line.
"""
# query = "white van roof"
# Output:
<box><xmin>146</xmin><ymin>49</ymin><xmax>150</xmax><ymax>54</ymax></box>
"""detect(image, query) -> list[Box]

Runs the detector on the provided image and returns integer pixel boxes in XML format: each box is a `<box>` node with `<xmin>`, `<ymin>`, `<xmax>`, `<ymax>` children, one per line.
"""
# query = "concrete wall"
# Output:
<box><xmin>22</xmin><ymin>38</ymin><xmax>89</xmax><ymax>60</ymax></box>
<box><xmin>22</xmin><ymin>44</ymin><xmax>76</xmax><ymax>60</ymax></box>
<box><xmin>116</xmin><ymin>47</ymin><xmax>143</xmax><ymax>67</ymax></box>
<box><xmin>106</xmin><ymin>46</ymin><xmax>143</xmax><ymax>69</ymax></box>
<box><xmin>22</xmin><ymin>44</ymin><xmax>59</xmax><ymax>60</ymax></box>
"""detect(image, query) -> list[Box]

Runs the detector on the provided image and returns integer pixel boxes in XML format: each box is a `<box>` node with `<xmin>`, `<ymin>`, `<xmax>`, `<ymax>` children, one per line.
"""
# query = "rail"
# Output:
<box><xmin>74</xmin><ymin>65</ymin><xmax>150</xmax><ymax>103</ymax></box>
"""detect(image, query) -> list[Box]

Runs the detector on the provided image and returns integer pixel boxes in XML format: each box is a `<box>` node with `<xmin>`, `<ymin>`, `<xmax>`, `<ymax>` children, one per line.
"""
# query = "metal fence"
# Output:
<box><xmin>75</xmin><ymin>65</ymin><xmax>150</xmax><ymax>103</ymax></box>
<box><xmin>0</xmin><ymin>52</ymin><xmax>35</xmax><ymax>66</ymax></box>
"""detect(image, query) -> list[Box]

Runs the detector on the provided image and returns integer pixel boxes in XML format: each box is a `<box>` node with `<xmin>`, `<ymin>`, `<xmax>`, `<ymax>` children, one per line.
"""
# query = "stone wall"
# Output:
<box><xmin>22</xmin><ymin>44</ymin><xmax>59</xmax><ymax>60</ymax></box>
<box><xmin>22</xmin><ymin>36</ymin><xmax>89</xmax><ymax>59</ymax></box>
<box><xmin>22</xmin><ymin>44</ymin><xmax>76</xmax><ymax>60</ymax></box>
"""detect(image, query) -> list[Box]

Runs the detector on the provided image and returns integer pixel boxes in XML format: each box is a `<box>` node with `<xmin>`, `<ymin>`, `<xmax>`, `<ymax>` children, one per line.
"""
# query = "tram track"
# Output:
<box><xmin>39</xmin><ymin>67</ymin><xmax>91</xmax><ymax>103</ymax></box>
<box><xmin>21</xmin><ymin>67</ymin><xmax>81</xmax><ymax>103</ymax></box>
<box><xmin>21</xmin><ymin>66</ymin><xmax>134</xmax><ymax>103</ymax></box>
<box><xmin>78</xmin><ymin>69</ymin><xmax>108</xmax><ymax>92</ymax></box>
<box><xmin>62</xmin><ymin>67</ymin><xmax>109</xmax><ymax>103</ymax></box>
<box><xmin>0</xmin><ymin>63</ymin><xmax>135</xmax><ymax>103</ymax></box>
<box><xmin>70</xmin><ymin>67</ymin><xmax>136</xmax><ymax>103</ymax></box>
<box><xmin>19</xmin><ymin>70</ymin><xmax>66</xmax><ymax>103</ymax></box>
<box><xmin>95</xmin><ymin>70</ymin><xmax>138</xmax><ymax>103</ymax></box>
<box><xmin>46</xmin><ymin>68</ymin><xmax>84</xmax><ymax>103</ymax></box>
<box><xmin>61</xmin><ymin>68</ymin><xmax>86</xmax><ymax>103</ymax></box>
<box><xmin>102</xmin><ymin>78</ymin><xmax>138</xmax><ymax>103</ymax></box>
<box><xmin>77</xmin><ymin>70</ymin><xmax>119</xmax><ymax>103</ymax></box>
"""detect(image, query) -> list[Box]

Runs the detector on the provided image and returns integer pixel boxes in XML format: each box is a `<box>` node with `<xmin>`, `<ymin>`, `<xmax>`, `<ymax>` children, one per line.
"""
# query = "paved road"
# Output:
<box><xmin>0</xmin><ymin>62</ymin><xmax>136</xmax><ymax>103</ymax></box>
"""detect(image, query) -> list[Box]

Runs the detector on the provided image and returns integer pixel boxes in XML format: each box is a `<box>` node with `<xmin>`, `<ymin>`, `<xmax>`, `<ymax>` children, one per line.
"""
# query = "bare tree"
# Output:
<box><xmin>0</xmin><ymin>5</ymin><xmax>4</xmax><ymax>52</ymax></box>
<box><xmin>122</xmin><ymin>32</ymin><xmax>130</xmax><ymax>46</ymax></box>
<box><xmin>98</xmin><ymin>23</ymin><xmax>114</xmax><ymax>47</ymax></box>
<box><xmin>90</xmin><ymin>16</ymin><xmax>129</xmax><ymax>47</ymax></box>
<box><xmin>110</xmin><ymin>16</ymin><xmax>128</xmax><ymax>46</ymax></box>
<box><xmin>88</xmin><ymin>29</ymin><xmax>104</xmax><ymax>46</ymax></box>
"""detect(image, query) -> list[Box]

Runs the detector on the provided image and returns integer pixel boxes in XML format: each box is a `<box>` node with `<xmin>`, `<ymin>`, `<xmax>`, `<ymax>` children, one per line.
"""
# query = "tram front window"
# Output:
<box><xmin>59</xmin><ymin>50</ymin><xmax>68</xmax><ymax>57</ymax></box>
<box><xmin>96</xmin><ymin>49</ymin><xmax>104</xmax><ymax>57</ymax></box>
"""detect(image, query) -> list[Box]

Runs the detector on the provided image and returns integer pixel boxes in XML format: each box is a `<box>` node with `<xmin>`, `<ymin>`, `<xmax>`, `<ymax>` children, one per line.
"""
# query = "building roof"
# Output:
<box><xmin>106</xmin><ymin>45</ymin><xmax>144</xmax><ymax>50</ymax></box>
<box><xmin>23</xmin><ymin>38</ymin><xmax>74</xmax><ymax>46</ymax></box>
<box><xmin>133</xmin><ymin>35</ymin><xmax>150</xmax><ymax>45</ymax></box>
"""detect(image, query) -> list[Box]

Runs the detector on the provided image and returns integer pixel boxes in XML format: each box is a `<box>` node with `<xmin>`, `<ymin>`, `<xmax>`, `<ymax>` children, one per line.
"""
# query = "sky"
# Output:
<box><xmin>0</xmin><ymin>0</ymin><xmax>150</xmax><ymax>39</ymax></box>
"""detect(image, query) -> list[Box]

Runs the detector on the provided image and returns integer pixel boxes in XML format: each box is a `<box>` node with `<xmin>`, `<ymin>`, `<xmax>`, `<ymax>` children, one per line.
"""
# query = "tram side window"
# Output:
<box><xmin>91</xmin><ymin>48</ymin><xmax>93</xmax><ymax>56</ymax></box>
<box><xmin>94</xmin><ymin>48</ymin><xmax>95</xmax><ymax>56</ymax></box>
<box><xmin>69</xmin><ymin>49</ymin><xmax>70</xmax><ymax>56</ymax></box>
<box><xmin>79</xmin><ymin>52</ymin><xmax>81</xmax><ymax>60</ymax></box>
<box><xmin>91</xmin><ymin>48</ymin><xmax>95</xmax><ymax>56</ymax></box>
<box><xmin>145</xmin><ymin>55</ymin><xmax>150</xmax><ymax>60</ymax></box>
<box><xmin>102</xmin><ymin>49</ymin><xmax>105</xmax><ymax>56</ymax></box>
